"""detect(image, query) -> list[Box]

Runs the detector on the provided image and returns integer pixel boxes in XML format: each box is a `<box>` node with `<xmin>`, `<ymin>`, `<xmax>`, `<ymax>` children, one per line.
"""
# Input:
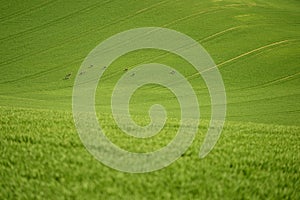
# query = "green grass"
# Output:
<box><xmin>0</xmin><ymin>106</ymin><xmax>299</xmax><ymax>199</ymax></box>
<box><xmin>0</xmin><ymin>0</ymin><xmax>299</xmax><ymax>199</ymax></box>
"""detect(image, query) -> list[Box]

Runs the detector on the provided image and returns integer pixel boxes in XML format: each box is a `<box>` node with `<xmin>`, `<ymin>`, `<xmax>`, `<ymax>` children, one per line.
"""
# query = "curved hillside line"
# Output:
<box><xmin>0</xmin><ymin>1</ymin><xmax>173</xmax><ymax>83</ymax></box>
<box><xmin>0</xmin><ymin>0</ymin><xmax>169</xmax><ymax>43</ymax></box>
<box><xmin>0</xmin><ymin>5</ymin><xmax>285</xmax><ymax>83</ymax></box>
<box><xmin>162</xmin><ymin>3</ymin><xmax>248</xmax><ymax>27</ymax></box>
<box><xmin>183</xmin><ymin>39</ymin><xmax>296</xmax><ymax>84</ymax></box>
<box><xmin>162</xmin><ymin>8</ymin><xmax>219</xmax><ymax>27</ymax></box>
<box><xmin>1</xmin><ymin>30</ymin><xmax>290</xmax><ymax>88</ymax></box>
<box><xmin>0</xmin><ymin>57</ymin><xmax>84</xmax><ymax>84</ymax></box>
<box><xmin>0</xmin><ymin>0</ymin><xmax>170</xmax><ymax>68</ymax></box>
<box><xmin>97</xmin><ymin>26</ymin><xmax>245</xmax><ymax>82</ymax></box>
<box><xmin>102</xmin><ymin>24</ymin><xmax>281</xmax><ymax>84</ymax></box>
<box><xmin>86</xmin><ymin>23</ymin><xmax>290</xmax><ymax>84</ymax></box>
<box><xmin>226</xmin><ymin>93</ymin><xmax>300</xmax><ymax>106</ymax></box>
<box><xmin>134</xmin><ymin>0</ymin><xmax>170</xmax><ymax>14</ymax></box>
<box><xmin>184</xmin><ymin>39</ymin><xmax>294</xmax><ymax>79</ymax></box>
<box><xmin>96</xmin><ymin>7</ymin><xmax>238</xmax><ymax>81</ymax></box>
<box><xmin>216</xmin><ymin>40</ymin><xmax>292</xmax><ymax>67</ymax></box>
<box><xmin>0</xmin><ymin>2</ymin><xmax>246</xmax><ymax>68</ymax></box>
<box><xmin>187</xmin><ymin>71</ymin><xmax>300</xmax><ymax>97</ymax></box>
<box><xmin>0</xmin><ymin>0</ymin><xmax>58</xmax><ymax>23</ymax></box>
<box><xmin>0</xmin><ymin>38</ymin><xmax>86</xmax><ymax>68</ymax></box>
<box><xmin>259</xmin><ymin>71</ymin><xmax>300</xmax><ymax>87</ymax></box>
<box><xmin>228</xmin><ymin>71</ymin><xmax>300</xmax><ymax>93</ymax></box>
<box><xmin>200</xmin><ymin>26</ymin><xmax>242</xmax><ymax>42</ymax></box>
<box><xmin>182</xmin><ymin>40</ymin><xmax>292</xmax><ymax>81</ymax></box>
<box><xmin>92</xmin><ymin>3</ymin><xmax>249</xmax><ymax>66</ymax></box>
<box><xmin>0</xmin><ymin>0</ymin><xmax>115</xmax><ymax>67</ymax></box>
<box><xmin>0</xmin><ymin>2</ymin><xmax>245</xmax><ymax>67</ymax></box>
<box><xmin>52</xmin><ymin>25</ymin><xmax>244</xmax><ymax>85</ymax></box>
<box><xmin>206</xmin><ymin>41</ymin><xmax>300</xmax><ymax>92</ymax></box>
<box><xmin>0</xmin><ymin>0</ymin><xmax>113</xmax><ymax>42</ymax></box>
<box><xmin>217</xmin><ymin>42</ymin><xmax>299</xmax><ymax>92</ymax></box>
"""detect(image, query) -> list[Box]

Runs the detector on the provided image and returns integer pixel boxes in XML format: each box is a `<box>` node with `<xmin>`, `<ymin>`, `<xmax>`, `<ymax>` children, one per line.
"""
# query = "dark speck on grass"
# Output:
<box><xmin>63</xmin><ymin>73</ymin><xmax>72</xmax><ymax>80</ymax></box>
<box><xmin>79</xmin><ymin>71</ymin><xmax>85</xmax><ymax>75</ymax></box>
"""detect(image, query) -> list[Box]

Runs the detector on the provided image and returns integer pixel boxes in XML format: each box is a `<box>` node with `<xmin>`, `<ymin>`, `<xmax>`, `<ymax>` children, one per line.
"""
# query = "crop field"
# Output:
<box><xmin>0</xmin><ymin>0</ymin><xmax>299</xmax><ymax>199</ymax></box>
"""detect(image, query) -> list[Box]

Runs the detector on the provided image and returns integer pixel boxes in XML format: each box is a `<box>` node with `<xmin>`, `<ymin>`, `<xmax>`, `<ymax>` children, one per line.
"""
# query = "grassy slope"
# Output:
<box><xmin>0</xmin><ymin>0</ymin><xmax>299</xmax><ymax>125</ymax></box>
<box><xmin>0</xmin><ymin>0</ymin><xmax>299</xmax><ymax>199</ymax></box>
<box><xmin>1</xmin><ymin>106</ymin><xmax>299</xmax><ymax>199</ymax></box>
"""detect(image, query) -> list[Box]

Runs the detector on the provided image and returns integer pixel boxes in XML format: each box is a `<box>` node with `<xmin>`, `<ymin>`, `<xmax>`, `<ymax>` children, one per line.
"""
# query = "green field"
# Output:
<box><xmin>1</xmin><ymin>0</ymin><xmax>299</xmax><ymax>199</ymax></box>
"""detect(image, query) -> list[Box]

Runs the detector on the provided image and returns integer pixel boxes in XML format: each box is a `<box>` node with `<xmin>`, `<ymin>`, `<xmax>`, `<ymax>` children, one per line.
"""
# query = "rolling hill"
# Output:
<box><xmin>0</xmin><ymin>0</ymin><xmax>299</xmax><ymax>199</ymax></box>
